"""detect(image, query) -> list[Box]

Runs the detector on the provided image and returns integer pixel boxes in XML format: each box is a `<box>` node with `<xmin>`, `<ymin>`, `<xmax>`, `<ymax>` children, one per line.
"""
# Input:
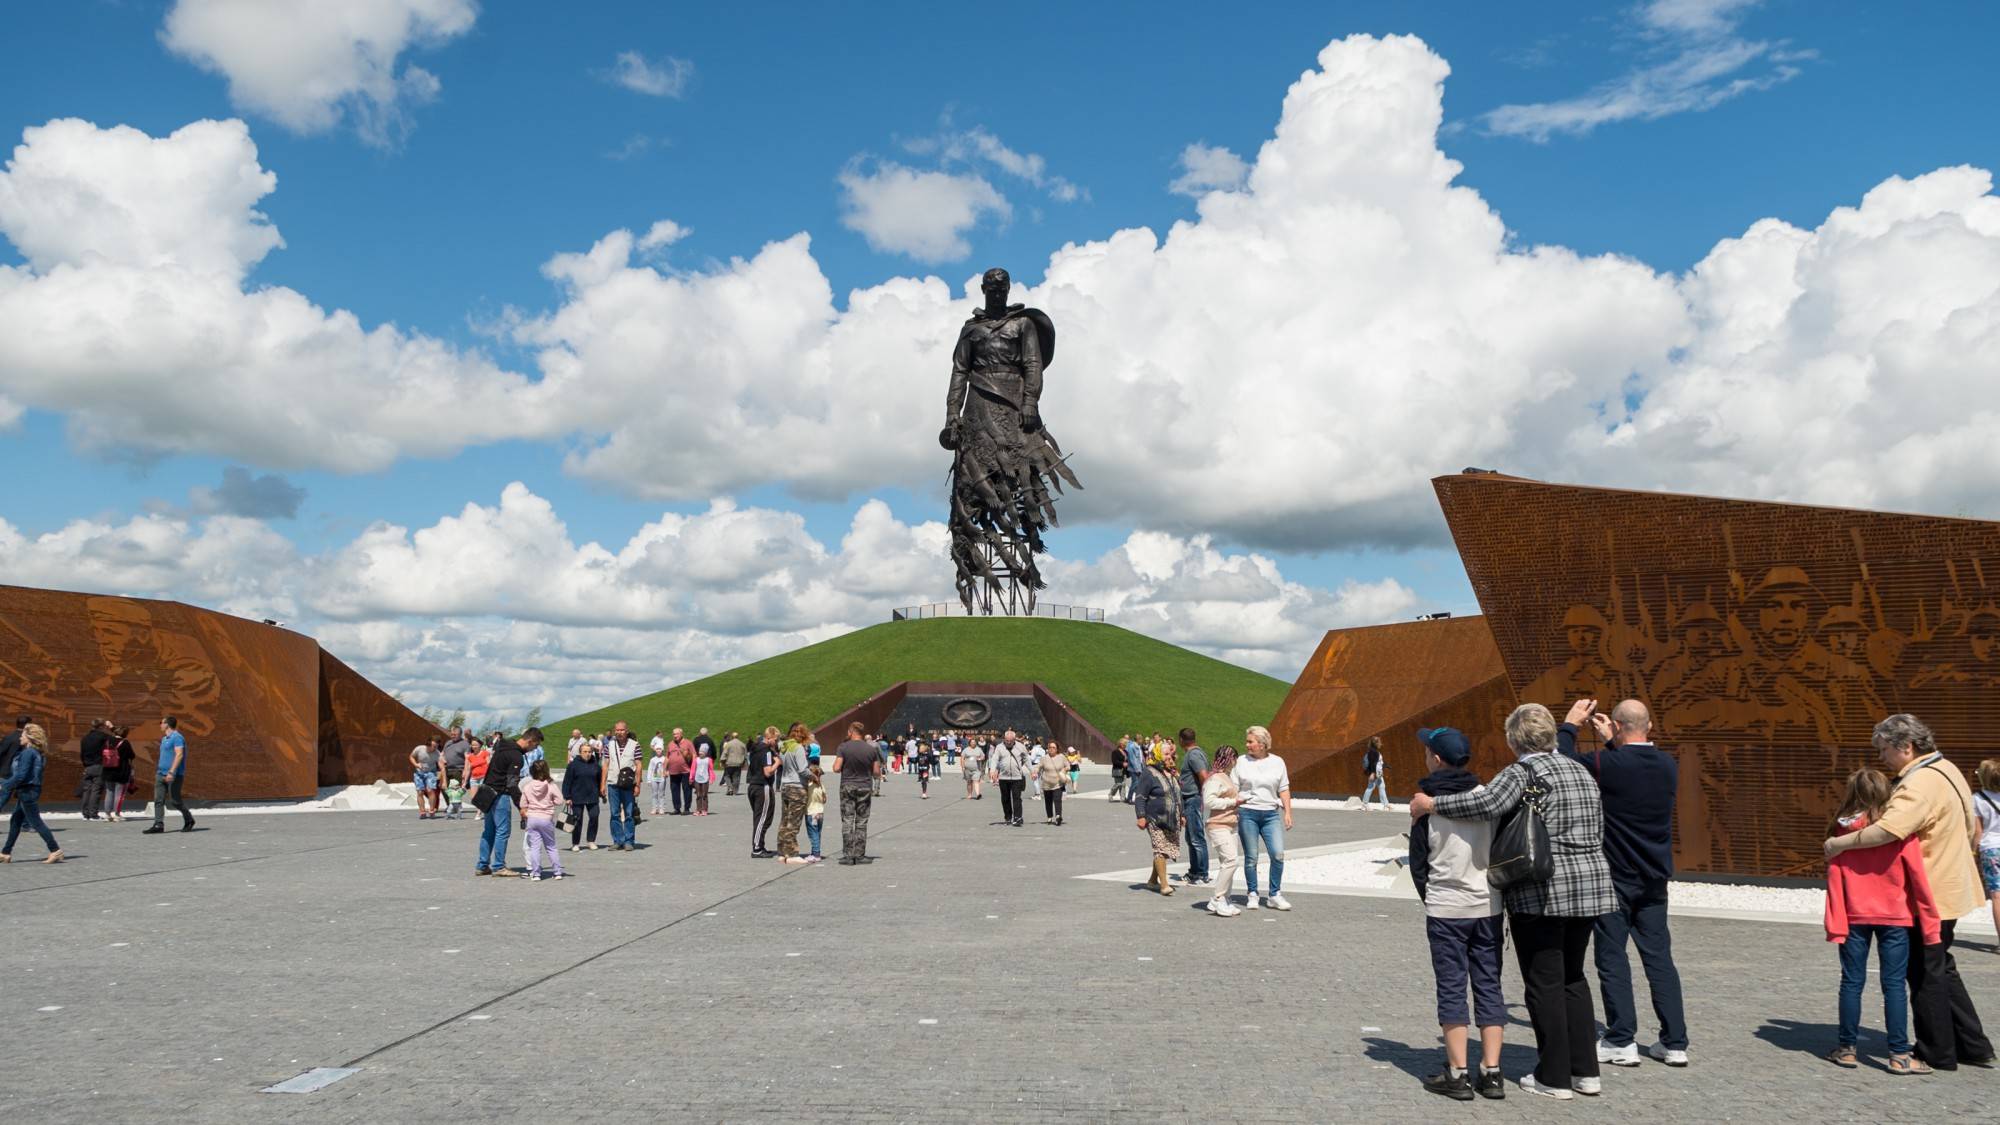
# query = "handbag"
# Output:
<box><xmin>553</xmin><ymin>803</ymin><xmax>575</xmax><ymax>832</ymax></box>
<box><xmin>1486</xmin><ymin>758</ymin><xmax>1553</xmax><ymax>889</ymax></box>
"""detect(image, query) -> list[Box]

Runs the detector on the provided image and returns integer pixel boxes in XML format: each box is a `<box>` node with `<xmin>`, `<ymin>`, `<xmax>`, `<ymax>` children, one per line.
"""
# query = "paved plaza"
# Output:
<box><xmin>4</xmin><ymin>782</ymin><xmax>1995</xmax><ymax>1123</ymax></box>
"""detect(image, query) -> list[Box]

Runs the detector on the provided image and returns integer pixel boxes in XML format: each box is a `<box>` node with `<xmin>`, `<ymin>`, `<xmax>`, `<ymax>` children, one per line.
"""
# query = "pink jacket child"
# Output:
<box><xmin>519</xmin><ymin>778</ymin><xmax>563</xmax><ymax>819</ymax></box>
<box><xmin>1825</xmin><ymin>813</ymin><xmax>1941</xmax><ymax>945</ymax></box>
<box><xmin>517</xmin><ymin>776</ymin><xmax>567</xmax><ymax>879</ymax></box>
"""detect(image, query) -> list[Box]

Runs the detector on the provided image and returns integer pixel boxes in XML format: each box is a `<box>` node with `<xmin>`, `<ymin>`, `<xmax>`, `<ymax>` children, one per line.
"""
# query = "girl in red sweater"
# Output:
<box><xmin>1824</xmin><ymin>768</ymin><xmax>1941</xmax><ymax>1075</ymax></box>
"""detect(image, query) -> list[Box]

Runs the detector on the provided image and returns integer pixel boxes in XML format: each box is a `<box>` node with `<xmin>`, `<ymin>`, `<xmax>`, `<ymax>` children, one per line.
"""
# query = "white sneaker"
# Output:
<box><xmin>1598</xmin><ymin>1039</ymin><xmax>1640</xmax><ymax>1067</ymax></box>
<box><xmin>528</xmin><ymin>873</ymin><xmax>543</xmax><ymax>882</ymax></box>
<box><xmin>1516</xmin><ymin>1076</ymin><xmax>1573</xmax><ymax>1100</ymax></box>
<box><xmin>1574</xmin><ymin>1076</ymin><xmax>1601</xmax><ymax>1096</ymax></box>
<box><xmin>1646</xmin><ymin>1043</ymin><xmax>1689</xmax><ymax>1067</ymax></box>
<box><xmin>1207</xmin><ymin>898</ymin><xmax>1240</xmax><ymax>917</ymax></box>
<box><xmin>1265</xmin><ymin>894</ymin><xmax>1293</xmax><ymax>911</ymax></box>
<box><xmin>569</xmin><ymin>845</ymin><xmax>581</xmax><ymax>852</ymax></box>
<box><xmin>1244</xmin><ymin>894</ymin><xmax>1261</xmax><ymax>910</ymax></box>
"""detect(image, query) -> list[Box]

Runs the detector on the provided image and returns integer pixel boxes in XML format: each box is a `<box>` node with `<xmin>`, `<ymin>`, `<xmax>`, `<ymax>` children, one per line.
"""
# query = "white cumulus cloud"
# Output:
<box><xmin>0</xmin><ymin>486</ymin><xmax>1399</xmax><ymax>713</ymax></box>
<box><xmin>1168</xmin><ymin>142</ymin><xmax>1249</xmax><ymax>197</ymax></box>
<box><xmin>160</xmin><ymin>0</ymin><xmax>477</xmax><ymax>146</ymax></box>
<box><xmin>836</xmin><ymin>160</ymin><xmax>1010</xmax><ymax>263</ymax></box>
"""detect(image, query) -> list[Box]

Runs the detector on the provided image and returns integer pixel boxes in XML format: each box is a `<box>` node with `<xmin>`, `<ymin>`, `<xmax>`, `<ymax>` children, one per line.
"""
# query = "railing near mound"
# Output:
<box><xmin>891</xmin><ymin>602</ymin><xmax>1105</xmax><ymax>622</ymax></box>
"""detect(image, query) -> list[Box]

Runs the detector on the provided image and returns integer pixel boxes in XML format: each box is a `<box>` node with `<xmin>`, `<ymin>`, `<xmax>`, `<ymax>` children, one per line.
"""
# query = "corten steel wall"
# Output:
<box><xmin>0</xmin><ymin>584</ymin><xmax>434</xmax><ymax>802</ymax></box>
<box><xmin>1270</xmin><ymin>616</ymin><xmax>1516</xmax><ymax>797</ymax></box>
<box><xmin>816</xmin><ymin>681</ymin><xmax>1114</xmax><ymax>760</ymax></box>
<box><xmin>318</xmin><ymin>649</ymin><xmax>445</xmax><ymax>787</ymax></box>
<box><xmin>1435</xmin><ymin>473</ymin><xmax>2000</xmax><ymax>878</ymax></box>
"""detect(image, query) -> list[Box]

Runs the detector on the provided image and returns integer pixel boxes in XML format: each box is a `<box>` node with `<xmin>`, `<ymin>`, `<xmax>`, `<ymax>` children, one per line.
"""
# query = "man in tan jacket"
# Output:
<box><xmin>1826</xmin><ymin>713</ymin><xmax>1994</xmax><ymax>1071</ymax></box>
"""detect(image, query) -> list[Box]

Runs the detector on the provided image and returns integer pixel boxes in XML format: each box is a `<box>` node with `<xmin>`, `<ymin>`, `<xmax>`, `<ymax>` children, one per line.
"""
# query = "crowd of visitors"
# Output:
<box><xmin>1398</xmin><ymin>697</ymin><xmax>1998</xmax><ymax>1101</ymax></box>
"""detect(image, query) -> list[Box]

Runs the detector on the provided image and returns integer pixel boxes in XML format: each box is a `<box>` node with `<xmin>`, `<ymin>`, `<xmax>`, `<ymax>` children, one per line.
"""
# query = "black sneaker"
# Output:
<box><xmin>142</xmin><ymin>825</ymin><xmax>164</xmax><ymax>834</ymax></box>
<box><xmin>856</xmin><ymin>856</ymin><xmax>875</xmax><ymax>864</ymax></box>
<box><xmin>837</xmin><ymin>857</ymin><xmax>856</xmax><ymax>865</ymax></box>
<box><xmin>1475</xmin><ymin>1068</ymin><xmax>1506</xmax><ymax>1100</ymax></box>
<box><xmin>181</xmin><ymin>821</ymin><xmax>196</xmax><ymax>832</ymax></box>
<box><xmin>1423</xmin><ymin>1071</ymin><xmax>1475</xmax><ymax>1101</ymax></box>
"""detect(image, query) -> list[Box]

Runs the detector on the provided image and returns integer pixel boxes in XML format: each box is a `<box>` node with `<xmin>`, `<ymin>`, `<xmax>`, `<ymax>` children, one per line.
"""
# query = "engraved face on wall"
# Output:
<box><xmin>87</xmin><ymin>595</ymin><xmax>222</xmax><ymax>736</ymax></box>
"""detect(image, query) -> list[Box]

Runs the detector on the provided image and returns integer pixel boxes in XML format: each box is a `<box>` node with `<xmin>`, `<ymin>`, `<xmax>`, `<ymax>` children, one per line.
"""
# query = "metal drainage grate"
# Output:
<box><xmin>262</xmin><ymin>1067</ymin><xmax>361</xmax><ymax>1094</ymax></box>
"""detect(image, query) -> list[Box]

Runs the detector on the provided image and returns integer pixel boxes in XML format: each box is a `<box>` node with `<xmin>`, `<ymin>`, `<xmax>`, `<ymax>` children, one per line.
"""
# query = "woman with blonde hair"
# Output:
<box><xmin>1131</xmin><ymin>742</ymin><xmax>1182</xmax><ymax>894</ymax></box>
<box><xmin>1234</xmin><ymin>725</ymin><xmax>1293</xmax><ymax>911</ymax></box>
<box><xmin>0</xmin><ymin>724</ymin><xmax>63</xmax><ymax>863</ymax></box>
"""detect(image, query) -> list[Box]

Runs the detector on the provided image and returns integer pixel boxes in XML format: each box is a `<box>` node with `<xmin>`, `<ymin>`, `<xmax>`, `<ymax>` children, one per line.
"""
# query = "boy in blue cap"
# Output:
<box><xmin>1410</xmin><ymin>726</ymin><xmax>1507</xmax><ymax>1101</ymax></box>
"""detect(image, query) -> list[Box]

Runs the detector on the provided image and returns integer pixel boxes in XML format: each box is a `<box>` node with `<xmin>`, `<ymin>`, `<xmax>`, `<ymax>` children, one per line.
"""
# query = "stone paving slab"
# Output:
<box><xmin>1</xmin><ymin>782</ymin><xmax>1994</xmax><ymax>1123</ymax></box>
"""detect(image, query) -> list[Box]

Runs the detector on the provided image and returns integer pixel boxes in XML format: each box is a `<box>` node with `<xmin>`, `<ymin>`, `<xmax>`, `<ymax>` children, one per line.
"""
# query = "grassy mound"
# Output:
<box><xmin>547</xmin><ymin>618</ymin><xmax>1289</xmax><ymax>762</ymax></box>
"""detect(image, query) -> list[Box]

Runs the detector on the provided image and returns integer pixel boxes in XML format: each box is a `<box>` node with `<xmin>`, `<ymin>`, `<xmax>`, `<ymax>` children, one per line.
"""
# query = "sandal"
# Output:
<box><xmin>1888</xmin><ymin>1054</ymin><xmax>1932</xmax><ymax>1076</ymax></box>
<box><xmin>1825</xmin><ymin>1046</ymin><xmax>1858</xmax><ymax>1069</ymax></box>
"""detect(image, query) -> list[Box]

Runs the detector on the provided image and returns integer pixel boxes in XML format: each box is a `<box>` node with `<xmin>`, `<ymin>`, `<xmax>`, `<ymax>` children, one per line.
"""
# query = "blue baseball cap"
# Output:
<box><xmin>1418</xmin><ymin>727</ymin><xmax>1470</xmax><ymax>766</ymax></box>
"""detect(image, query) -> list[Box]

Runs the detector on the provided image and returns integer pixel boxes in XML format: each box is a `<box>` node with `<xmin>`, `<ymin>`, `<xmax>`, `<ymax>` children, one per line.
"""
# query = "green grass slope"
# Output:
<box><xmin>547</xmin><ymin>618</ymin><xmax>1289</xmax><ymax>761</ymax></box>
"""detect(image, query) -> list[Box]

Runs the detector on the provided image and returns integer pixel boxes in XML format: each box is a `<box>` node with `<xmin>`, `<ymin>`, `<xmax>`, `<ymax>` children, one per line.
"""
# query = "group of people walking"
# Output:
<box><xmin>1127</xmin><ymin>725</ymin><xmax>1293</xmax><ymax>914</ymax></box>
<box><xmin>0</xmin><ymin>712</ymin><xmax>197</xmax><ymax>863</ymax></box>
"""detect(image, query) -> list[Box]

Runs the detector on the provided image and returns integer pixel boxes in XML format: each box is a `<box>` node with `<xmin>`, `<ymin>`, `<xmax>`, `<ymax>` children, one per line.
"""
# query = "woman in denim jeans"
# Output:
<box><xmin>1232</xmin><ymin>725</ymin><xmax>1292</xmax><ymax>911</ymax></box>
<box><xmin>0</xmin><ymin>724</ymin><xmax>63</xmax><ymax>863</ymax></box>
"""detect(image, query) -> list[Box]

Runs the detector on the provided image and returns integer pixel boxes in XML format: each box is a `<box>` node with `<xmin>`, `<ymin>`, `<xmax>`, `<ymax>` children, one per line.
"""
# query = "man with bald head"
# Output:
<box><xmin>1560</xmin><ymin>698</ymin><xmax>1690</xmax><ymax>1070</ymax></box>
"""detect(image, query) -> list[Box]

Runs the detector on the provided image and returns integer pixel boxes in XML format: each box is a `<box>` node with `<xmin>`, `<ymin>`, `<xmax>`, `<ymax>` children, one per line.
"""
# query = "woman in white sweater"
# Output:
<box><xmin>1232</xmin><ymin>725</ymin><xmax>1293</xmax><ymax>911</ymax></box>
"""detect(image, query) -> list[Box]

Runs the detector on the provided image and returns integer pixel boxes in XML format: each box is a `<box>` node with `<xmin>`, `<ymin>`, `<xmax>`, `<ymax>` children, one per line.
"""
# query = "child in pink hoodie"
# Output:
<box><xmin>519</xmin><ymin>760</ymin><xmax>567</xmax><ymax>881</ymax></box>
<box><xmin>1824</xmin><ymin>768</ymin><xmax>1940</xmax><ymax>1073</ymax></box>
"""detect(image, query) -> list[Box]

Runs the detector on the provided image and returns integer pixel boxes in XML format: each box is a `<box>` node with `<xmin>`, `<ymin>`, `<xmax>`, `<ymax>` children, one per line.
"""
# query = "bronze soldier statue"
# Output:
<box><xmin>941</xmin><ymin>267</ymin><xmax>1081</xmax><ymax>614</ymax></box>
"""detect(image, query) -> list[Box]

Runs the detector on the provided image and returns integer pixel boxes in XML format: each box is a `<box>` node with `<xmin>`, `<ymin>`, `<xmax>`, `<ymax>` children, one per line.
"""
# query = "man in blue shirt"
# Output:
<box><xmin>1122</xmin><ymin>736</ymin><xmax>1144</xmax><ymax>804</ymax></box>
<box><xmin>144</xmin><ymin>714</ymin><xmax>195</xmax><ymax>834</ymax></box>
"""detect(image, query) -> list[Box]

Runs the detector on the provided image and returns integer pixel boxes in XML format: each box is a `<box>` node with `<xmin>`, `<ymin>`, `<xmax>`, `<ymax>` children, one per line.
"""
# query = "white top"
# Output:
<box><xmin>1977</xmin><ymin>790</ymin><xmax>2000</xmax><ymax>851</ymax></box>
<box><xmin>1231</xmin><ymin>754</ymin><xmax>1291</xmax><ymax>811</ymax></box>
<box><xmin>650</xmin><ymin>735</ymin><xmax>666</xmax><ymax>752</ymax></box>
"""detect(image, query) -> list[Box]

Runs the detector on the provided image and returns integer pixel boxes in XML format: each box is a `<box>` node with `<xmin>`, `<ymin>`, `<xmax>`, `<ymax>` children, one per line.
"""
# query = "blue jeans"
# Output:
<box><xmin>477</xmin><ymin>794</ymin><xmax>514</xmax><ymax>872</ymax></box>
<box><xmin>1362</xmin><ymin>776</ymin><xmax>1387</xmax><ymax>806</ymax></box>
<box><xmin>806</xmin><ymin>814</ymin><xmax>823</xmax><ymax>857</ymax></box>
<box><xmin>4</xmin><ymin>795</ymin><xmax>58</xmax><ymax>853</ymax></box>
<box><xmin>1841</xmin><ymin>924</ymin><xmax>1911</xmax><ymax>1054</ymax></box>
<box><xmin>608</xmin><ymin>786</ymin><xmax>637</xmax><ymax>847</ymax></box>
<box><xmin>1239</xmin><ymin>807</ymin><xmax>1284</xmax><ymax>895</ymax></box>
<box><xmin>1594</xmin><ymin>877</ymin><xmax>1688</xmax><ymax>1050</ymax></box>
<box><xmin>1180</xmin><ymin>792</ymin><xmax>1208</xmax><ymax>879</ymax></box>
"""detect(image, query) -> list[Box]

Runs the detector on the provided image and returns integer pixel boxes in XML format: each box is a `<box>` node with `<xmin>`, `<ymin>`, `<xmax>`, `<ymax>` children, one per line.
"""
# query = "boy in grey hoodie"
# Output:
<box><xmin>1410</xmin><ymin>727</ymin><xmax>1506</xmax><ymax>1101</ymax></box>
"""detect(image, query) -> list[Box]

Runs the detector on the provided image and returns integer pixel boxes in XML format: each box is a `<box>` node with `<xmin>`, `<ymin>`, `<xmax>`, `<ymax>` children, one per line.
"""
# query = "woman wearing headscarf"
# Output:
<box><xmin>0</xmin><ymin>724</ymin><xmax>63</xmax><ymax>863</ymax></box>
<box><xmin>1131</xmin><ymin>742</ymin><xmax>1182</xmax><ymax>895</ymax></box>
<box><xmin>1410</xmin><ymin>703</ymin><xmax>1617</xmax><ymax>1101</ymax></box>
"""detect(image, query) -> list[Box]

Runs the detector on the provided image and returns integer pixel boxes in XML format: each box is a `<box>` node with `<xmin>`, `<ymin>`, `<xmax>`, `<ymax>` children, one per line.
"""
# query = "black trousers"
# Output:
<box><xmin>1908</xmin><ymin>919</ymin><xmax>1993</xmax><ymax>1067</ymax></box>
<box><xmin>1042</xmin><ymin>787</ymin><xmax>1063</xmax><ymax>820</ymax></box>
<box><xmin>748</xmin><ymin>785</ymin><xmax>774</xmax><ymax>851</ymax></box>
<box><xmin>998</xmin><ymin>778</ymin><xmax>1025</xmax><ymax>822</ymax></box>
<box><xmin>669</xmin><ymin>774</ymin><xmax>692</xmax><ymax>813</ymax></box>
<box><xmin>723</xmin><ymin>766</ymin><xmax>742</xmax><ymax>793</ymax></box>
<box><xmin>1511</xmin><ymin>913</ymin><xmax>1600</xmax><ymax>1090</ymax></box>
<box><xmin>569</xmin><ymin>801</ymin><xmax>599</xmax><ymax>846</ymax></box>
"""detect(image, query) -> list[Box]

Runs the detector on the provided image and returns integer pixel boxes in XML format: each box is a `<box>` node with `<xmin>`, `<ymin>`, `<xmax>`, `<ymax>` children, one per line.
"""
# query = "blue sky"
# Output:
<box><xmin>3</xmin><ymin>1</ymin><xmax>1998</xmax><ymax>715</ymax></box>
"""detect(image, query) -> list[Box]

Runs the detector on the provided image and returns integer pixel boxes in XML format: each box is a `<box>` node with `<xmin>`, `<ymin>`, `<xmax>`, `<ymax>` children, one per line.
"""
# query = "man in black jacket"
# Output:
<box><xmin>78</xmin><ymin>719</ymin><xmax>111</xmax><ymax>819</ymax></box>
<box><xmin>745</xmin><ymin>730</ymin><xmax>778</xmax><ymax>857</ymax></box>
<box><xmin>475</xmin><ymin>727</ymin><xmax>538</xmax><ymax>878</ymax></box>
<box><xmin>1560</xmin><ymin>699</ymin><xmax>1689</xmax><ymax>1068</ymax></box>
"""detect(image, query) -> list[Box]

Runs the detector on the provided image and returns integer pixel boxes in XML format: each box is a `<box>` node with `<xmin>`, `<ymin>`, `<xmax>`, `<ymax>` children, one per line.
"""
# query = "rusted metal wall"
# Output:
<box><xmin>1435</xmin><ymin>472</ymin><xmax>2000</xmax><ymax>878</ymax></box>
<box><xmin>0</xmin><ymin>584</ymin><xmax>435</xmax><ymax>802</ymax></box>
<box><xmin>1271</xmin><ymin>616</ymin><xmax>1516</xmax><ymax>796</ymax></box>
